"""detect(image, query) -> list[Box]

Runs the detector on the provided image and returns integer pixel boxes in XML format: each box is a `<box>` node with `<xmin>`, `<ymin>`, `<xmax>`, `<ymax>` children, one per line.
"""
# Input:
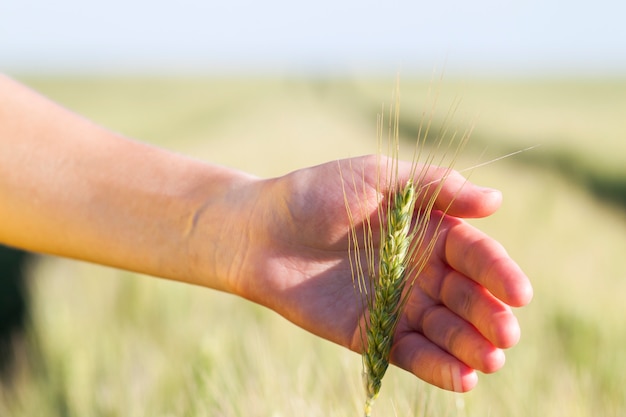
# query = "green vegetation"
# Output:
<box><xmin>2</xmin><ymin>76</ymin><xmax>625</xmax><ymax>416</ymax></box>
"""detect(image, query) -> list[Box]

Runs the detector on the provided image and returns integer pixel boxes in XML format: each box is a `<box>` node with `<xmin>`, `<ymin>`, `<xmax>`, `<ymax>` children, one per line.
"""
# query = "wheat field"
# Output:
<box><xmin>1</xmin><ymin>76</ymin><xmax>625</xmax><ymax>416</ymax></box>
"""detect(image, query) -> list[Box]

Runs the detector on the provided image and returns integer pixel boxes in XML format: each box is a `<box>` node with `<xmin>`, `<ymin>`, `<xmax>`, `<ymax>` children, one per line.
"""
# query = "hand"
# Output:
<box><xmin>227</xmin><ymin>155</ymin><xmax>533</xmax><ymax>392</ymax></box>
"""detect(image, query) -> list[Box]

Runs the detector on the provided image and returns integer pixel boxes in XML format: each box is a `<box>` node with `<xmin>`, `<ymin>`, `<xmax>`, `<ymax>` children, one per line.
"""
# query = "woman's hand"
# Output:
<box><xmin>227</xmin><ymin>155</ymin><xmax>533</xmax><ymax>392</ymax></box>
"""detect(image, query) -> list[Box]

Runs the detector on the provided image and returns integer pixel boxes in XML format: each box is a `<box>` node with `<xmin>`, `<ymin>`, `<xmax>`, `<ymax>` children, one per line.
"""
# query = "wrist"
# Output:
<box><xmin>184</xmin><ymin>166</ymin><xmax>266</xmax><ymax>295</ymax></box>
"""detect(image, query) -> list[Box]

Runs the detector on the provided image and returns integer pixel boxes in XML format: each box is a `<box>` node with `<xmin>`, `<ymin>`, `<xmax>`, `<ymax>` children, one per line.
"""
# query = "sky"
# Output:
<box><xmin>1</xmin><ymin>0</ymin><xmax>625</xmax><ymax>77</ymax></box>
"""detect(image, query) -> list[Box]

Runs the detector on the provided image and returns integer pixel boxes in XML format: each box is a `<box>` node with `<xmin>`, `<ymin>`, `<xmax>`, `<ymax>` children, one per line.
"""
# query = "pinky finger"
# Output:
<box><xmin>390</xmin><ymin>332</ymin><xmax>478</xmax><ymax>392</ymax></box>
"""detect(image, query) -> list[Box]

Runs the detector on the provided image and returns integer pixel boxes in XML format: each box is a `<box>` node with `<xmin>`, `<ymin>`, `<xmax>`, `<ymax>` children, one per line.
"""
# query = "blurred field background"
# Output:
<box><xmin>0</xmin><ymin>75</ymin><xmax>625</xmax><ymax>416</ymax></box>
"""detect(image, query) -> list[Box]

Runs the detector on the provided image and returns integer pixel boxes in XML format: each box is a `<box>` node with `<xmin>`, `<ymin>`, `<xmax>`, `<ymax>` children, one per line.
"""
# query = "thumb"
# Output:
<box><xmin>418</xmin><ymin>167</ymin><xmax>502</xmax><ymax>218</ymax></box>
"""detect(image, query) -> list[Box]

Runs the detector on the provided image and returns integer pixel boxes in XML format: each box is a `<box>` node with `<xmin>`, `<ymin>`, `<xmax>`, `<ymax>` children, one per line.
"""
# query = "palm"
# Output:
<box><xmin>245</xmin><ymin>156</ymin><xmax>532</xmax><ymax>391</ymax></box>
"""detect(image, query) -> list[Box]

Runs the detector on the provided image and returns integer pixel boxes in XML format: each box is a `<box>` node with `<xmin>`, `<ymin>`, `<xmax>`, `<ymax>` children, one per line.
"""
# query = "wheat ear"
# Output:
<box><xmin>363</xmin><ymin>179</ymin><xmax>417</xmax><ymax>416</ymax></box>
<box><xmin>342</xmin><ymin>81</ymin><xmax>469</xmax><ymax>417</ymax></box>
<box><xmin>362</xmin><ymin>171</ymin><xmax>454</xmax><ymax>417</ymax></box>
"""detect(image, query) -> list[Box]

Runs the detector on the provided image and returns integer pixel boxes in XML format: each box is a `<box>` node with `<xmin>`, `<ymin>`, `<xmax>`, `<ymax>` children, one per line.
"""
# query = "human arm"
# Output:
<box><xmin>0</xmin><ymin>74</ymin><xmax>248</xmax><ymax>290</ymax></box>
<box><xmin>0</xmin><ymin>75</ymin><xmax>532</xmax><ymax>391</ymax></box>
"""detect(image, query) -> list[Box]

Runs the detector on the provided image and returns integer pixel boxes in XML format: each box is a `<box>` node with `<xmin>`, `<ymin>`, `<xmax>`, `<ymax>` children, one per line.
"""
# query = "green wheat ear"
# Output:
<box><xmin>342</xmin><ymin>81</ymin><xmax>469</xmax><ymax>417</ymax></box>
<box><xmin>361</xmin><ymin>176</ymin><xmax>447</xmax><ymax>417</ymax></box>
<box><xmin>363</xmin><ymin>179</ymin><xmax>417</xmax><ymax>416</ymax></box>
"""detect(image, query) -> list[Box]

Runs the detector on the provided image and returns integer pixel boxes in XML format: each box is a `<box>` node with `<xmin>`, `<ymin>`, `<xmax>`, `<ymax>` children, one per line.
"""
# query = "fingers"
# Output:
<box><xmin>399</xmin><ymin>288</ymin><xmax>508</xmax><ymax>370</ymax></box>
<box><xmin>392</xmin><ymin>284</ymin><xmax>512</xmax><ymax>391</ymax></box>
<box><xmin>388</xmin><ymin>215</ymin><xmax>532</xmax><ymax>391</ymax></box>
<box><xmin>424</xmin><ymin>270</ymin><xmax>521</xmax><ymax>342</ymax></box>
<box><xmin>412</xmin><ymin>165</ymin><xmax>503</xmax><ymax>219</ymax></box>
<box><xmin>390</xmin><ymin>331</ymin><xmax>480</xmax><ymax>392</ymax></box>
<box><xmin>443</xmin><ymin>218</ymin><xmax>533</xmax><ymax>308</ymax></box>
<box><xmin>345</xmin><ymin>157</ymin><xmax>532</xmax><ymax>392</ymax></box>
<box><xmin>354</xmin><ymin>156</ymin><xmax>500</xmax><ymax>219</ymax></box>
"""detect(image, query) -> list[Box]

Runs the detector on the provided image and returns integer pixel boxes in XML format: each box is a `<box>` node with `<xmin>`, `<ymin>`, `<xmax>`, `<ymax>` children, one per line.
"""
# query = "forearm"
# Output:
<box><xmin>0</xmin><ymin>74</ymin><xmax>254</xmax><ymax>292</ymax></box>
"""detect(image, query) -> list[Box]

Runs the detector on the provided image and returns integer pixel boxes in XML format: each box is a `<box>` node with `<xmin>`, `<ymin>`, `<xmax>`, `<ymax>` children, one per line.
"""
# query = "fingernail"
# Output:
<box><xmin>479</xmin><ymin>187</ymin><xmax>502</xmax><ymax>205</ymax></box>
<box><xmin>475</xmin><ymin>186</ymin><xmax>502</xmax><ymax>200</ymax></box>
<box><xmin>478</xmin><ymin>186</ymin><xmax>500</xmax><ymax>194</ymax></box>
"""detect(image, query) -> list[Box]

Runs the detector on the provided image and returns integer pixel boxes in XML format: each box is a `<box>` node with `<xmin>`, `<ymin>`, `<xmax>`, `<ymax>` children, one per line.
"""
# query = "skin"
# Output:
<box><xmin>0</xmin><ymin>74</ymin><xmax>532</xmax><ymax>392</ymax></box>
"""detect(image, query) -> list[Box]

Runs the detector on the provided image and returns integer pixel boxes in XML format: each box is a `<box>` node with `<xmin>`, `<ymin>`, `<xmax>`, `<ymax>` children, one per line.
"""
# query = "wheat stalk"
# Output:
<box><xmin>342</xmin><ymin>82</ymin><xmax>470</xmax><ymax>417</ymax></box>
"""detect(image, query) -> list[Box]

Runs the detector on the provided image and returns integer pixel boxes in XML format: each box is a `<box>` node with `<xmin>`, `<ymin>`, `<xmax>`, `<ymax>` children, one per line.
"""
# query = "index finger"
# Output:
<box><xmin>404</xmin><ymin>164</ymin><xmax>503</xmax><ymax>219</ymax></box>
<box><xmin>442</xmin><ymin>218</ymin><xmax>533</xmax><ymax>307</ymax></box>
